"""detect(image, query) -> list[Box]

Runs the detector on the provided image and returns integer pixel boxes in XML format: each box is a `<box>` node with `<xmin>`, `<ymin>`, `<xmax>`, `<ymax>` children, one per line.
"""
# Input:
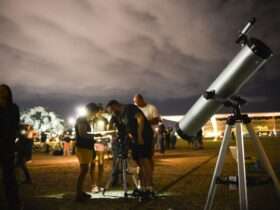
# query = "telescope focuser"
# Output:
<box><xmin>236</xmin><ymin>17</ymin><xmax>256</xmax><ymax>46</ymax></box>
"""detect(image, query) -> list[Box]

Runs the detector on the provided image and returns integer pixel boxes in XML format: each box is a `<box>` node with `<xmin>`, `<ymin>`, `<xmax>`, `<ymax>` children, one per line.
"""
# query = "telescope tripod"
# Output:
<box><xmin>204</xmin><ymin>111</ymin><xmax>280</xmax><ymax>210</ymax></box>
<box><xmin>103</xmin><ymin>155</ymin><xmax>137</xmax><ymax>197</ymax></box>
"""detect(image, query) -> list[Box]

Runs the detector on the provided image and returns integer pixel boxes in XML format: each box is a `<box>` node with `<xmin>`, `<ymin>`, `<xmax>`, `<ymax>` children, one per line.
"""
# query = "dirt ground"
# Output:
<box><xmin>1</xmin><ymin>139</ymin><xmax>280</xmax><ymax>210</ymax></box>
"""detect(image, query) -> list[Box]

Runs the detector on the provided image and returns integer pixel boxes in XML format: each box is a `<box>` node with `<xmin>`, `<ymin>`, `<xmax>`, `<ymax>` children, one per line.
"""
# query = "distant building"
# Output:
<box><xmin>162</xmin><ymin>112</ymin><xmax>280</xmax><ymax>139</ymax></box>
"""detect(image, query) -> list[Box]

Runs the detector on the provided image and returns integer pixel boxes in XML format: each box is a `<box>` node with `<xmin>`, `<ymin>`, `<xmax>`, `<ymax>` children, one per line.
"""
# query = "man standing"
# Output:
<box><xmin>75</xmin><ymin>103</ymin><xmax>99</xmax><ymax>202</ymax></box>
<box><xmin>133</xmin><ymin>94</ymin><xmax>160</xmax><ymax>185</ymax></box>
<box><xmin>106</xmin><ymin>100</ymin><xmax>154</xmax><ymax>199</ymax></box>
<box><xmin>0</xmin><ymin>84</ymin><xmax>23</xmax><ymax>210</ymax></box>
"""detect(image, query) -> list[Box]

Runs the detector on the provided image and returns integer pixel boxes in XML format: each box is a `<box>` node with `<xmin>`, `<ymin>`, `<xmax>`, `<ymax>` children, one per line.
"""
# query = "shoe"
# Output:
<box><xmin>141</xmin><ymin>190</ymin><xmax>157</xmax><ymax>201</ymax></box>
<box><xmin>131</xmin><ymin>188</ymin><xmax>143</xmax><ymax>197</ymax></box>
<box><xmin>91</xmin><ymin>185</ymin><xmax>100</xmax><ymax>193</ymax></box>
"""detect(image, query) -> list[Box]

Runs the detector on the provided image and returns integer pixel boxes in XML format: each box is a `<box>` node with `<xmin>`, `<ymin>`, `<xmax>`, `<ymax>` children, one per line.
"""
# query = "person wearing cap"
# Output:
<box><xmin>74</xmin><ymin>103</ymin><xmax>99</xmax><ymax>202</ymax></box>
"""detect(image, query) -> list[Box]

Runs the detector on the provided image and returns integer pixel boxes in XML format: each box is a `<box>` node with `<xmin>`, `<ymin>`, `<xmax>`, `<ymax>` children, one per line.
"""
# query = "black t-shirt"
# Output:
<box><xmin>121</xmin><ymin>104</ymin><xmax>153</xmax><ymax>145</ymax></box>
<box><xmin>0</xmin><ymin>103</ymin><xmax>20</xmax><ymax>153</ymax></box>
<box><xmin>75</xmin><ymin>117</ymin><xmax>94</xmax><ymax>150</ymax></box>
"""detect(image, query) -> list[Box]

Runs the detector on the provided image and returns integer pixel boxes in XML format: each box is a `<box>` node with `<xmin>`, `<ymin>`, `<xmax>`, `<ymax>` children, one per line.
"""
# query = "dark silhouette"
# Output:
<box><xmin>16</xmin><ymin>124</ymin><xmax>33</xmax><ymax>184</ymax></box>
<box><xmin>0</xmin><ymin>84</ymin><xmax>23</xmax><ymax>210</ymax></box>
<box><xmin>75</xmin><ymin>103</ymin><xmax>99</xmax><ymax>202</ymax></box>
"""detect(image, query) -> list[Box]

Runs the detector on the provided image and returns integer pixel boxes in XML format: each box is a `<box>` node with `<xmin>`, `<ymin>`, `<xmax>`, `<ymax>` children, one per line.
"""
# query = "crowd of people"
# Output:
<box><xmin>74</xmin><ymin>94</ymin><xmax>168</xmax><ymax>202</ymax></box>
<box><xmin>0</xmin><ymin>84</ymin><xmax>184</xmax><ymax>209</ymax></box>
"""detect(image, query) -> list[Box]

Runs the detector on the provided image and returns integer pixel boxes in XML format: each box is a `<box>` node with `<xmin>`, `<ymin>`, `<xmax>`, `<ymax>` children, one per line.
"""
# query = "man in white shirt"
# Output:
<box><xmin>133</xmin><ymin>94</ymin><xmax>160</xmax><ymax>194</ymax></box>
<box><xmin>133</xmin><ymin>94</ymin><xmax>161</xmax><ymax>126</ymax></box>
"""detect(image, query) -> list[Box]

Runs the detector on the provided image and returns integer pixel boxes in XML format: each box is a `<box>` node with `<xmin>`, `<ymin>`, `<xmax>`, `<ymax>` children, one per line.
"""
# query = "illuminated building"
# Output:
<box><xmin>162</xmin><ymin>112</ymin><xmax>280</xmax><ymax>138</ymax></box>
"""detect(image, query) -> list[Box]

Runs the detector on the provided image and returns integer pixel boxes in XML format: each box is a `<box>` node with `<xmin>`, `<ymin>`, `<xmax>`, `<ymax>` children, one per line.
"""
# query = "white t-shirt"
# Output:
<box><xmin>138</xmin><ymin>103</ymin><xmax>160</xmax><ymax>122</ymax></box>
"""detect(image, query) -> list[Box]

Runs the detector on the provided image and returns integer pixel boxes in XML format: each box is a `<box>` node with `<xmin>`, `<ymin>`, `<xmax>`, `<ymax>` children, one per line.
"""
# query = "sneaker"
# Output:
<box><xmin>141</xmin><ymin>190</ymin><xmax>157</xmax><ymax>201</ymax></box>
<box><xmin>91</xmin><ymin>185</ymin><xmax>100</xmax><ymax>193</ymax></box>
<box><xmin>131</xmin><ymin>188</ymin><xmax>143</xmax><ymax>197</ymax></box>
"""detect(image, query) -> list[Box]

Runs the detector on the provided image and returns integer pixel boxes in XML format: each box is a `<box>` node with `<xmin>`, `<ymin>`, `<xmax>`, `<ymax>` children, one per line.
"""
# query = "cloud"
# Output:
<box><xmin>0</xmin><ymin>0</ymin><xmax>280</xmax><ymax>115</ymax></box>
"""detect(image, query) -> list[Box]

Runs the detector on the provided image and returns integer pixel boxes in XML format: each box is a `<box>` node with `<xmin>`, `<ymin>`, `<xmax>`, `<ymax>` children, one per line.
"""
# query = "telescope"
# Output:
<box><xmin>176</xmin><ymin>17</ymin><xmax>272</xmax><ymax>140</ymax></box>
<box><xmin>175</xmin><ymin>18</ymin><xmax>280</xmax><ymax>210</ymax></box>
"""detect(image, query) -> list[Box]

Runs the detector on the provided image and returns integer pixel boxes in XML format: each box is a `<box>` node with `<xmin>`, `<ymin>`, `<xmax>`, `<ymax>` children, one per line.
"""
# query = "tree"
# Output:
<box><xmin>20</xmin><ymin>106</ymin><xmax>64</xmax><ymax>136</ymax></box>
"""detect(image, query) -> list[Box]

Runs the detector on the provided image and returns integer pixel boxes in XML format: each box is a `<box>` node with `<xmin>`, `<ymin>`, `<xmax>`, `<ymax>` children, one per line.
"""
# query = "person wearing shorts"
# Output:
<box><xmin>131</xmin><ymin>142</ymin><xmax>153</xmax><ymax>161</ymax></box>
<box><xmin>133</xmin><ymin>94</ymin><xmax>161</xmax><ymax>186</ymax></box>
<box><xmin>106</xmin><ymin>100</ymin><xmax>154</xmax><ymax>198</ymax></box>
<box><xmin>75</xmin><ymin>103</ymin><xmax>99</xmax><ymax>202</ymax></box>
<box><xmin>91</xmin><ymin>109</ymin><xmax>109</xmax><ymax>192</ymax></box>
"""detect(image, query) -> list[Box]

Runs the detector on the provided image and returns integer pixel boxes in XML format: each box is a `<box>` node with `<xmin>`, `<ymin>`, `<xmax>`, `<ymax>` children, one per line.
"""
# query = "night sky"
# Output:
<box><xmin>1</xmin><ymin>0</ymin><xmax>280</xmax><ymax>118</ymax></box>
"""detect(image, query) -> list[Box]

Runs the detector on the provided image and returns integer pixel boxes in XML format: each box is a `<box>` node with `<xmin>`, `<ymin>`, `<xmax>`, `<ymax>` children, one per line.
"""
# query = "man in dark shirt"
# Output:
<box><xmin>106</xmin><ymin>100</ymin><xmax>154</xmax><ymax>198</ymax></box>
<box><xmin>75</xmin><ymin>103</ymin><xmax>99</xmax><ymax>202</ymax></box>
<box><xmin>0</xmin><ymin>84</ymin><xmax>22</xmax><ymax>210</ymax></box>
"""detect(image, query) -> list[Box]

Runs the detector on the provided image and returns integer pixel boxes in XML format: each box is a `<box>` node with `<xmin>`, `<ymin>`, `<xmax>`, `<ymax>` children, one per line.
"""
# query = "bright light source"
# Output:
<box><xmin>76</xmin><ymin>106</ymin><xmax>87</xmax><ymax>117</ymax></box>
<box><xmin>68</xmin><ymin>117</ymin><xmax>76</xmax><ymax>126</ymax></box>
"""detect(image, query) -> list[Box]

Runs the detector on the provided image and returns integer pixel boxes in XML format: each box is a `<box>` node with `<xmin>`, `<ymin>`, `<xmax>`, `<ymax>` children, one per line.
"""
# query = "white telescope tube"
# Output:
<box><xmin>177</xmin><ymin>38</ymin><xmax>272</xmax><ymax>140</ymax></box>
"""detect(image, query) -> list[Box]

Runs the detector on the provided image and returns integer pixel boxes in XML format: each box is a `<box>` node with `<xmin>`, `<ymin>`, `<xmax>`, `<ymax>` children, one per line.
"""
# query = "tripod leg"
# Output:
<box><xmin>245</xmin><ymin>123</ymin><xmax>280</xmax><ymax>197</ymax></box>
<box><xmin>204</xmin><ymin>125</ymin><xmax>233</xmax><ymax>210</ymax></box>
<box><xmin>236</xmin><ymin>123</ymin><xmax>248</xmax><ymax>210</ymax></box>
<box><xmin>122</xmin><ymin>159</ymin><xmax>128</xmax><ymax>196</ymax></box>
<box><xmin>103</xmin><ymin>158</ymin><xmax>120</xmax><ymax>195</ymax></box>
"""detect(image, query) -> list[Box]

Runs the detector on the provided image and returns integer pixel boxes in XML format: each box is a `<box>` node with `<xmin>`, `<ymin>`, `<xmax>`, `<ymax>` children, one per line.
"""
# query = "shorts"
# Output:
<box><xmin>131</xmin><ymin>143</ymin><xmax>153</xmax><ymax>161</ymax></box>
<box><xmin>76</xmin><ymin>147</ymin><xmax>95</xmax><ymax>164</ymax></box>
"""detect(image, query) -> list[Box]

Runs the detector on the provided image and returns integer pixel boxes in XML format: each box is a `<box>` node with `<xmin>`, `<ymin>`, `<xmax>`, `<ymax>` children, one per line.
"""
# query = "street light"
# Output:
<box><xmin>76</xmin><ymin>106</ymin><xmax>87</xmax><ymax>117</ymax></box>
